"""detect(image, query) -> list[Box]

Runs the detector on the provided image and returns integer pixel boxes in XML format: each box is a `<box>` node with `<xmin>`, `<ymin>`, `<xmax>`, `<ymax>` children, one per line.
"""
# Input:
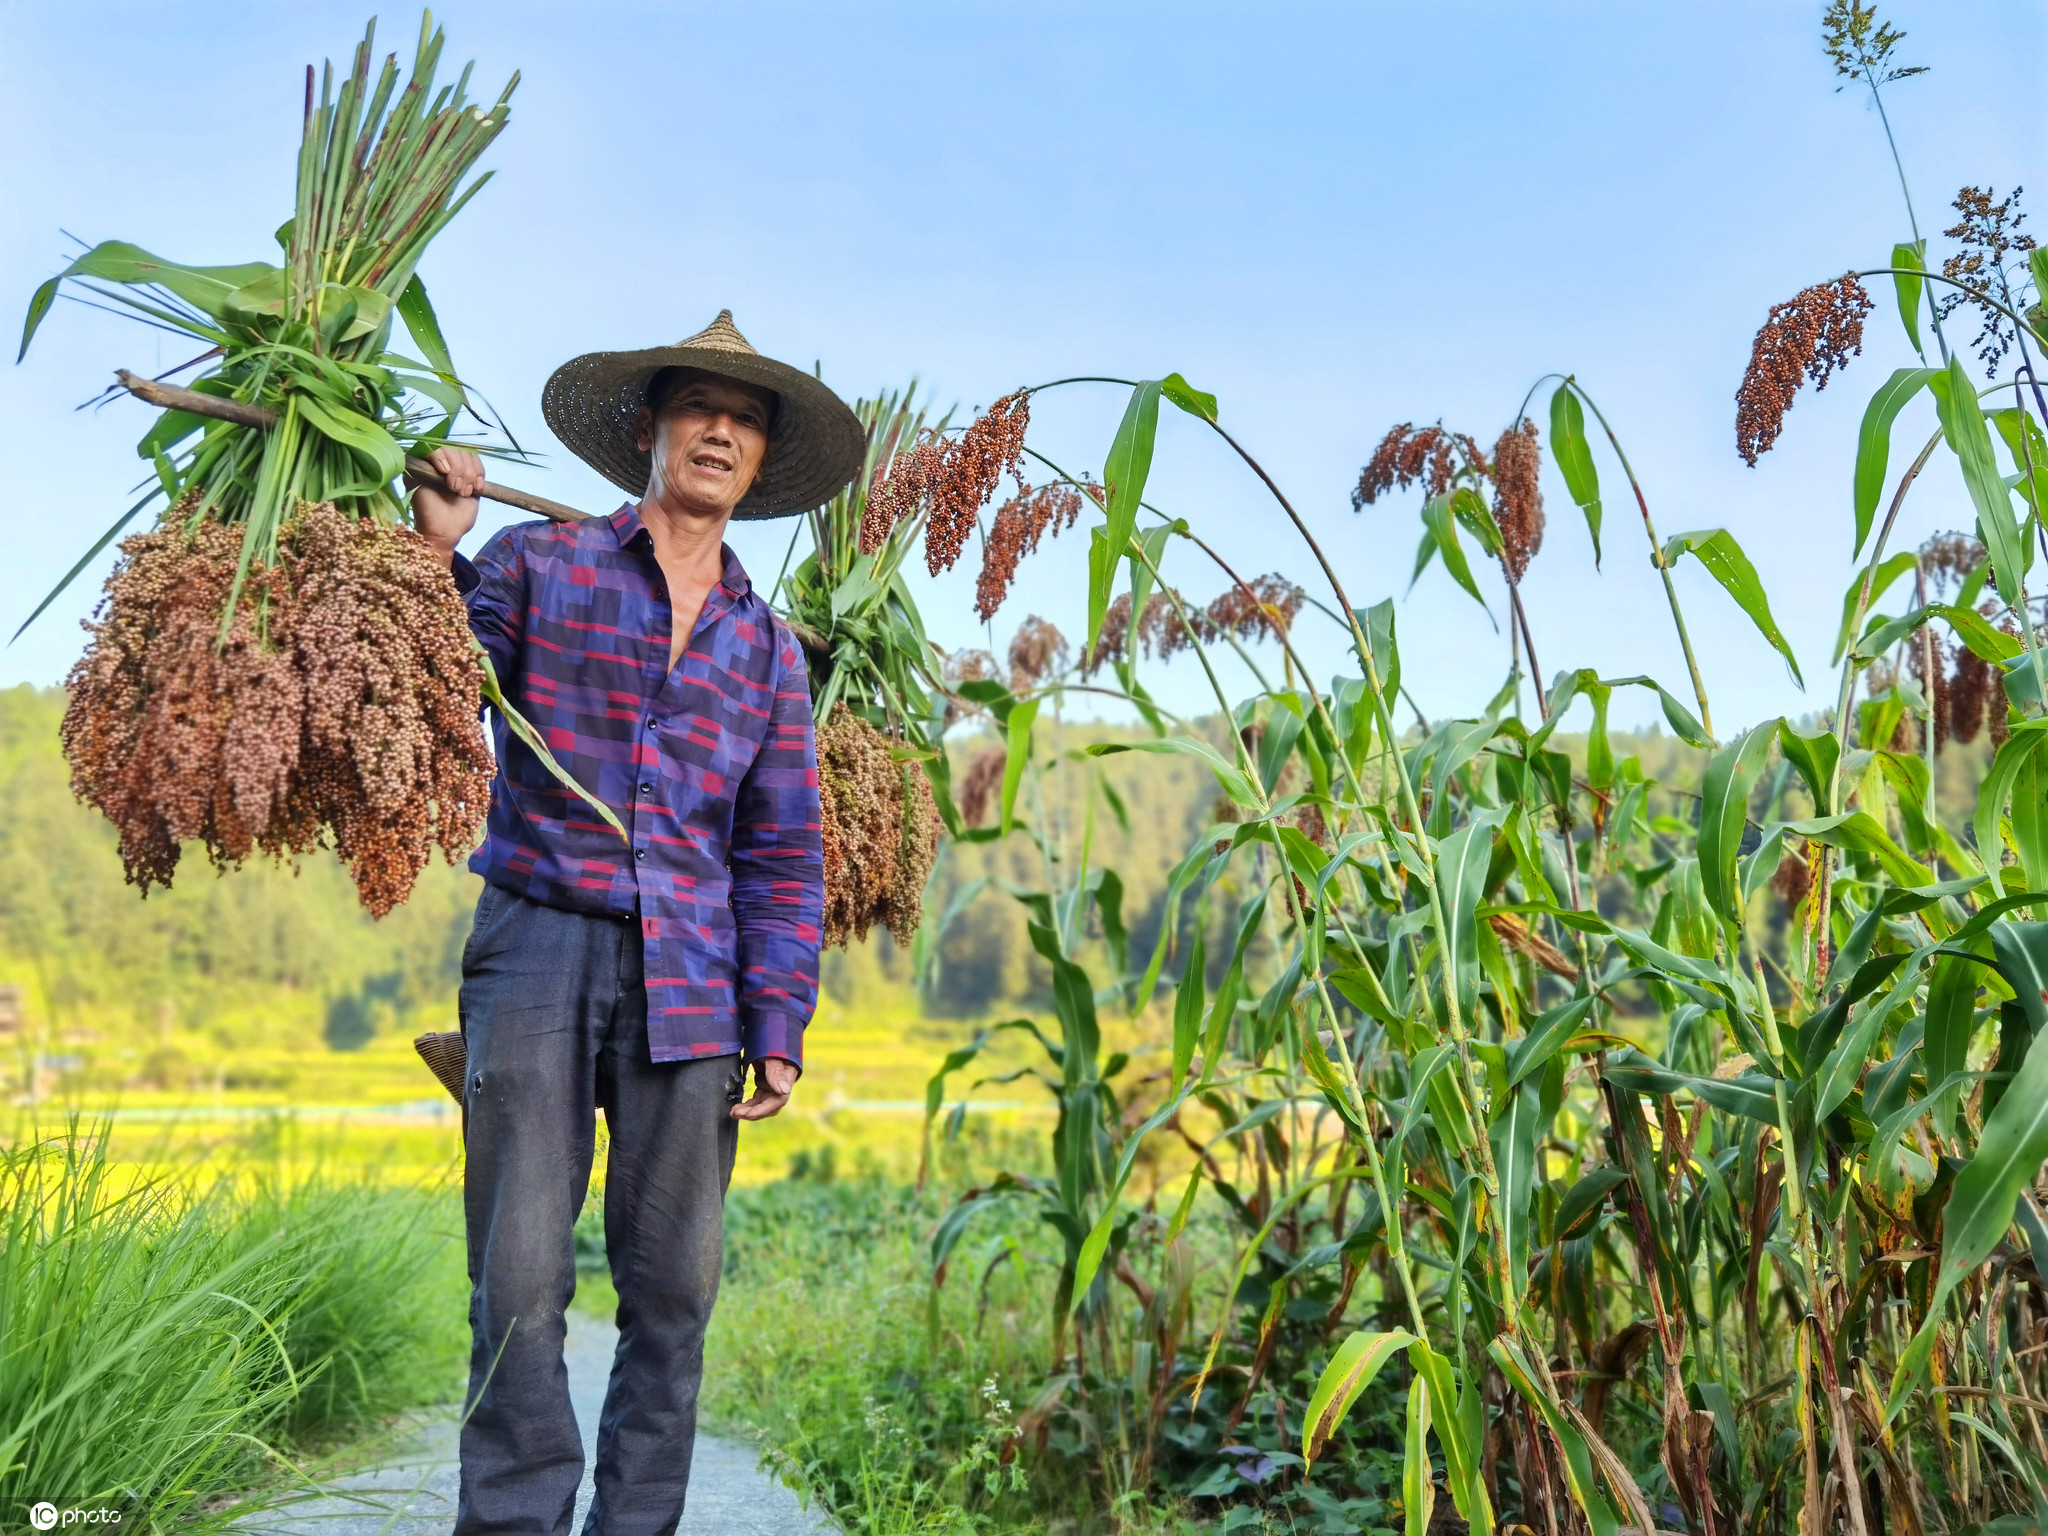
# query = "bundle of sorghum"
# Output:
<box><xmin>63</xmin><ymin>504</ymin><xmax>491</xmax><ymax>915</ymax></box>
<box><xmin>816</xmin><ymin>705</ymin><xmax>939</xmax><ymax>949</ymax></box>
<box><xmin>20</xmin><ymin>19</ymin><xmax>522</xmax><ymax>914</ymax></box>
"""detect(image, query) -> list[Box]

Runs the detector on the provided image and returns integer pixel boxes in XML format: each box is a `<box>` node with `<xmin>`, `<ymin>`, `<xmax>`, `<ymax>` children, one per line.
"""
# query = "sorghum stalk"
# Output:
<box><xmin>1565</xmin><ymin>378</ymin><xmax>1717</xmax><ymax>743</ymax></box>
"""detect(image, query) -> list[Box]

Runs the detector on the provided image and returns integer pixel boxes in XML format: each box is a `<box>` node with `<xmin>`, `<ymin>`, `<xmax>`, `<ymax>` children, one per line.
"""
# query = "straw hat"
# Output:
<box><xmin>541</xmin><ymin>310</ymin><xmax>864</xmax><ymax>519</ymax></box>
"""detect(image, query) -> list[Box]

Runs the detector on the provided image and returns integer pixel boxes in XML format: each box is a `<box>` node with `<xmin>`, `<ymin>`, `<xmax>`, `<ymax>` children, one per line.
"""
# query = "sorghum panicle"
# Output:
<box><xmin>815</xmin><ymin>704</ymin><xmax>939</xmax><ymax>948</ymax></box>
<box><xmin>1007</xmin><ymin>615</ymin><xmax>1070</xmax><ymax>692</ymax></box>
<box><xmin>1354</xmin><ymin>423</ymin><xmax>1486</xmax><ymax>510</ymax></box>
<box><xmin>861</xmin><ymin>433</ymin><xmax>945</xmax><ymax>554</ymax></box>
<box><xmin>62</xmin><ymin>502</ymin><xmax>491</xmax><ymax>916</ymax></box>
<box><xmin>957</xmin><ymin>746</ymin><xmax>1005</xmax><ymax>828</ymax></box>
<box><xmin>924</xmin><ymin>392</ymin><xmax>1030</xmax><ymax>577</ymax></box>
<box><xmin>1491</xmin><ymin>418</ymin><xmax>1545</xmax><ymax>583</ymax></box>
<box><xmin>976</xmin><ymin>483</ymin><xmax>1082</xmax><ymax>621</ymax></box>
<box><xmin>1735</xmin><ymin>274</ymin><xmax>1873</xmax><ymax>465</ymax></box>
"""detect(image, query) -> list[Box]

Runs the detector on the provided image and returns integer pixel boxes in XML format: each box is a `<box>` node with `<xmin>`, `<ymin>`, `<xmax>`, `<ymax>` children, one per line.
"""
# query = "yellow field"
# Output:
<box><xmin>5</xmin><ymin>986</ymin><xmax>1069</xmax><ymax>1189</ymax></box>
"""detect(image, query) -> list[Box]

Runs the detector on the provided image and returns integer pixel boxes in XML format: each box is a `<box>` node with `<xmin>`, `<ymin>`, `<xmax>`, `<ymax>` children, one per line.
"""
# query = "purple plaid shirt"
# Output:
<box><xmin>452</xmin><ymin>504</ymin><xmax>824</xmax><ymax>1069</ymax></box>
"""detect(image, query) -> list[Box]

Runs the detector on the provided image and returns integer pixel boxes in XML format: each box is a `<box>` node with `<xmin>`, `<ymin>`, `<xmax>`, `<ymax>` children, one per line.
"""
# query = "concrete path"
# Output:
<box><xmin>236</xmin><ymin>1311</ymin><xmax>835</xmax><ymax>1535</ymax></box>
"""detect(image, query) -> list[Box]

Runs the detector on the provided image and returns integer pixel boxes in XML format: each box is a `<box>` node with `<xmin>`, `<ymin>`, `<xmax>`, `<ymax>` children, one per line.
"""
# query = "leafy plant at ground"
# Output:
<box><xmin>0</xmin><ymin>1122</ymin><xmax>464</xmax><ymax>1527</ymax></box>
<box><xmin>870</xmin><ymin>10</ymin><xmax>2048</xmax><ymax>1531</ymax></box>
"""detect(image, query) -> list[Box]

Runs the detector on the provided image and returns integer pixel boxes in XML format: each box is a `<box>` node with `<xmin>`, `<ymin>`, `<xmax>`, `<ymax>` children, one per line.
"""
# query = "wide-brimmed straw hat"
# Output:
<box><xmin>540</xmin><ymin>310</ymin><xmax>865</xmax><ymax>519</ymax></box>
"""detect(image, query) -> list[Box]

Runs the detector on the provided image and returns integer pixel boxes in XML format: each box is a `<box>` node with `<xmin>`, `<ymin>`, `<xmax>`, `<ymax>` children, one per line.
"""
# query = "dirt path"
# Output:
<box><xmin>236</xmin><ymin>1311</ymin><xmax>835</xmax><ymax>1535</ymax></box>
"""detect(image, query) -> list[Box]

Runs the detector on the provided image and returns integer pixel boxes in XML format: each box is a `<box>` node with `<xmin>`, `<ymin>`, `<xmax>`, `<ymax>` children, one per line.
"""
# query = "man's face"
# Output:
<box><xmin>635</xmin><ymin>368</ymin><xmax>774</xmax><ymax>517</ymax></box>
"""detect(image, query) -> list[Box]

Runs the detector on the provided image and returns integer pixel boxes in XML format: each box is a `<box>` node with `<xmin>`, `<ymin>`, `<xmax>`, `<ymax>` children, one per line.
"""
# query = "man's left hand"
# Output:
<box><xmin>731</xmin><ymin>1058</ymin><xmax>798</xmax><ymax>1120</ymax></box>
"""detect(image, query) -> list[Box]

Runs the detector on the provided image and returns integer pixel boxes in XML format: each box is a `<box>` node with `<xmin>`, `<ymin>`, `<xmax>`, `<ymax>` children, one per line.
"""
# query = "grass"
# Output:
<box><xmin>692</xmin><ymin>1169</ymin><xmax>1065</xmax><ymax>1535</ymax></box>
<box><xmin>0</xmin><ymin>1121</ymin><xmax>466</xmax><ymax>1528</ymax></box>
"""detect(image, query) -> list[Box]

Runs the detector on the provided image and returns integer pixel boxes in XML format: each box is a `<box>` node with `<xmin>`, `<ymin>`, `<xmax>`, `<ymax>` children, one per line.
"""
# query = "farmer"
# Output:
<box><xmin>410</xmin><ymin>310</ymin><xmax>861</xmax><ymax>1535</ymax></box>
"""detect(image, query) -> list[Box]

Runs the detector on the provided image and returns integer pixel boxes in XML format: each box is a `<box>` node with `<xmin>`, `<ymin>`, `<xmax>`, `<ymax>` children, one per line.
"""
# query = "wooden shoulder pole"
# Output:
<box><xmin>112</xmin><ymin>370</ymin><xmax>591</xmax><ymax>524</ymax></box>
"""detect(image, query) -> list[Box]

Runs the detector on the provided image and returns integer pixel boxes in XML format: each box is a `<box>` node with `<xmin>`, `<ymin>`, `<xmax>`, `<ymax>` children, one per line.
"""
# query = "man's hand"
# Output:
<box><xmin>408</xmin><ymin>445</ymin><xmax>485</xmax><ymax>566</ymax></box>
<box><xmin>731</xmin><ymin>1057</ymin><xmax>798</xmax><ymax>1121</ymax></box>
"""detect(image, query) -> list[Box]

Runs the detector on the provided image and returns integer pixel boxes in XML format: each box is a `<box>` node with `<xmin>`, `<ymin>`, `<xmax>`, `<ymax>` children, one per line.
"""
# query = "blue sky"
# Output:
<box><xmin>3</xmin><ymin>1</ymin><xmax>2042</xmax><ymax>734</ymax></box>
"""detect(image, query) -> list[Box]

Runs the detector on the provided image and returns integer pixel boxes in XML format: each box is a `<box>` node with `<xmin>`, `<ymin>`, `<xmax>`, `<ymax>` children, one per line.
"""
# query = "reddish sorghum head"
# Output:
<box><xmin>924</xmin><ymin>392</ymin><xmax>1031</xmax><ymax>577</ymax></box>
<box><xmin>1490</xmin><ymin>418</ymin><xmax>1545</xmax><ymax>584</ymax></box>
<box><xmin>1735</xmin><ymin>274</ymin><xmax>1873</xmax><ymax>465</ymax></box>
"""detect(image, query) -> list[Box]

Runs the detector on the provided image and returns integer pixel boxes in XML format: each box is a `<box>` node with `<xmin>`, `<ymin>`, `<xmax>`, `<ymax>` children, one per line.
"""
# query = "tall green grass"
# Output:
<box><xmin>0</xmin><ymin>1122</ymin><xmax>464</xmax><ymax>1526</ymax></box>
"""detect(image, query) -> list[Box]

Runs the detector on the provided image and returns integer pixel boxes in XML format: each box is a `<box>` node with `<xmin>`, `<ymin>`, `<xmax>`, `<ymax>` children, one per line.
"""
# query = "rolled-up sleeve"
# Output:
<box><xmin>729</xmin><ymin>625</ymin><xmax>825</xmax><ymax>1070</ymax></box>
<box><xmin>452</xmin><ymin>527</ymin><xmax>525</xmax><ymax>682</ymax></box>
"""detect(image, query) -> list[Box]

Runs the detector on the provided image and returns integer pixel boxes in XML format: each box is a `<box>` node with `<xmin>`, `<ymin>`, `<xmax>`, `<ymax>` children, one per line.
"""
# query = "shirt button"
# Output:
<box><xmin>635</xmin><ymin>848</ymin><xmax>647</xmax><ymax>862</ymax></box>
<box><xmin>640</xmin><ymin>782</ymin><xmax>655</xmax><ymax>795</ymax></box>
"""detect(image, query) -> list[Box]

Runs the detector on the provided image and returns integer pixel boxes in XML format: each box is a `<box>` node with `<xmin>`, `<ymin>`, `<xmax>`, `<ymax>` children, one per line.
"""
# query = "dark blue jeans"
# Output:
<box><xmin>454</xmin><ymin>882</ymin><xmax>743</xmax><ymax>1536</ymax></box>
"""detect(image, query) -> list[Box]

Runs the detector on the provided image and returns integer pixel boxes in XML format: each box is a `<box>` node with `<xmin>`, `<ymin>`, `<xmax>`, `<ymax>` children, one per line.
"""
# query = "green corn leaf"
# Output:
<box><xmin>1087</xmin><ymin>380</ymin><xmax>1162</xmax><ymax>654</ymax></box>
<box><xmin>1302</xmin><ymin>1329</ymin><xmax>1415</xmax><ymax>1469</ymax></box>
<box><xmin>1159</xmin><ymin>371</ymin><xmax>1217</xmax><ymax>423</ymax></box>
<box><xmin>999</xmin><ymin>697</ymin><xmax>1039</xmax><ymax>835</ymax></box>
<box><xmin>18</xmin><ymin>242</ymin><xmax>280</xmax><ymax>359</ymax></box>
<box><xmin>1784</xmin><ymin>810</ymin><xmax>1933</xmax><ymax>889</ymax></box>
<box><xmin>1924</xmin><ymin>948</ymin><xmax>1985</xmax><ymax>1140</ymax></box>
<box><xmin>1660</xmin><ymin>529</ymin><xmax>1802</xmax><ymax>686</ymax></box>
<box><xmin>1489</xmin><ymin>1337</ymin><xmax>1620</xmax><ymax>1536</ymax></box>
<box><xmin>1550</xmin><ymin>383</ymin><xmax>1602</xmax><ymax>566</ymax></box>
<box><xmin>1418</xmin><ymin>493</ymin><xmax>1489</xmax><ymax>609</ymax></box>
<box><xmin>922</xmin><ymin>1030</ymin><xmax>994</xmax><ymax>1139</ymax></box>
<box><xmin>1403</xmin><ymin>1374</ymin><xmax>1435</xmax><ymax>1536</ymax></box>
<box><xmin>1909</xmin><ymin>1002</ymin><xmax>2048</xmax><ymax>1384</ymax></box>
<box><xmin>397</xmin><ymin>273</ymin><xmax>461</xmax><ymax>386</ymax></box>
<box><xmin>1070</xmin><ymin>1084</ymin><xmax>1193</xmax><ymax>1308</ymax></box>
<box><xmin>1699</xmin><ymin>720</ymin><xmax>1779</xmax><ymax>929</ymax></box>
<box><xmin>1988</xmin><ymin>922</ymin><xmax>2048</xmax><ymax>1036</ymax></box>
<box><xmin>1406</xmin><ymin>1341</ymin><xmax>1493</xmax><ymax>1532</ymax></box>
<box><xmin>1931</xmin><ymin>356</ymin><xmax>2029</xmax><ymax>605</ymax></box>
<box><xmin>293</xmin><ymin>390</ymin><xmax>406</xmax><ymax>484</ymax></box>
<box><xmin>1854</xmin><ymin>370</ymin><xmax>1936</xmax><ymax>556</ymax></box>
<box><xmin>1085</xmin><ymin>737</ymin><xmax>1259</xmax><ymax>810</ymax></box>
<box><xmin>18</xmin><ymin>275</ymin><xmax>60</xmax><ymax>363</ymax></box>
<box><xmin>1587</xmin><ymin>673</ymin><xmax>1708</xmax><ymax>748</ymax></box>
<box><xmin>1171</xmin><ymin>930</ymin><xmax>1206</xmax><ymax>1093</ymax></box>
<box><xmin>1776</xmin><ymin>719</ymin><xmax>1841</xmax><ymax>817</ymax></box>
<box><xmin>1203</xmin><ymin>893</ymin><xmax>1266</xmax><ymax>1071</ymax></box>
<box><xmin>1893</xmin><ymin>239</ymin><xmax>1927</xmax><ymax>356</ymax></box>
<box><xmin>1855</xmin><ymin>601</ymin><xmax>2024</xmax><ymax>668</ymax></box>
<box><xmin>1993</xmin><ymin>406</ymin><xmax>2048</xmax><ymax>516</ymax></box>
<box><xmin>1834</xmin><ymin>550</ymin><xmax>1919</xmax><ymax>663</ymax></box>
<box><xmin>1490</xmin><ymin>1078</ymin><xmax>1543</xmax><ymax>1302</ymax></box>
<box><xmin>1363</xmin><ymin>599</ymin><xmax>1402</xmax><ymax>704</ymax></box>
<box><xmin>1604</xmin><ymin>1048</ymin><xmax>1782</xmax><ymax>1123</ymax></box>
<box><xmin>1973</xmin><ymin>723</ymin><xmax>2048</xmax><ymax>884</ymax></box>
<box><xmin>1607</xmin><ymin>927</ymin><xmax>1727</xmax><ymax>988</ymax></box>
<box><xmin>1131</xmin><ymin>838</ymin><xmax>1224</xmax><ymax>1015</ymax></box>
<box><xmin>1436</xmin><ymin>810</ymin><xmax>1506</xmax><ymax>1026</ymax></box>
<box><xmin>1450</xmin><ymin>484</ymin><xmax>1505</xmax><ymax>555</ymax></box>
<box><xmin>1555</xmin><ymin>1166</ymin><xmax>1630</xmax><ymax>1241</ymax></box>
<box><xmin>1815</xmin><ymin>954</ymin><xmax>1928</xmax><ymax>1122</ymax></box>
<box><xmin>1506</xmin><ymin>995</ymin><xmax>1596</xmax><ymax>1087</ymax></box>
<box><xmin>1258</xmin><ymin>696</ymin><xmax>1307</xmax><ymax>794</ymax></box>
<box><xmin>475</xmin><ymin>645</ymin><xmax>625</xmax><ymax>842</ymax></box>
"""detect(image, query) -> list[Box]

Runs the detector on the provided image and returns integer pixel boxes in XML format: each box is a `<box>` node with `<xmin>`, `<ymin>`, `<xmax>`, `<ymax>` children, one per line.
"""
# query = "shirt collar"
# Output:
<box><xmin>609</xmin><ymin>504</ymin><xmax>753</xmax><ymax>600</ymax></box>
